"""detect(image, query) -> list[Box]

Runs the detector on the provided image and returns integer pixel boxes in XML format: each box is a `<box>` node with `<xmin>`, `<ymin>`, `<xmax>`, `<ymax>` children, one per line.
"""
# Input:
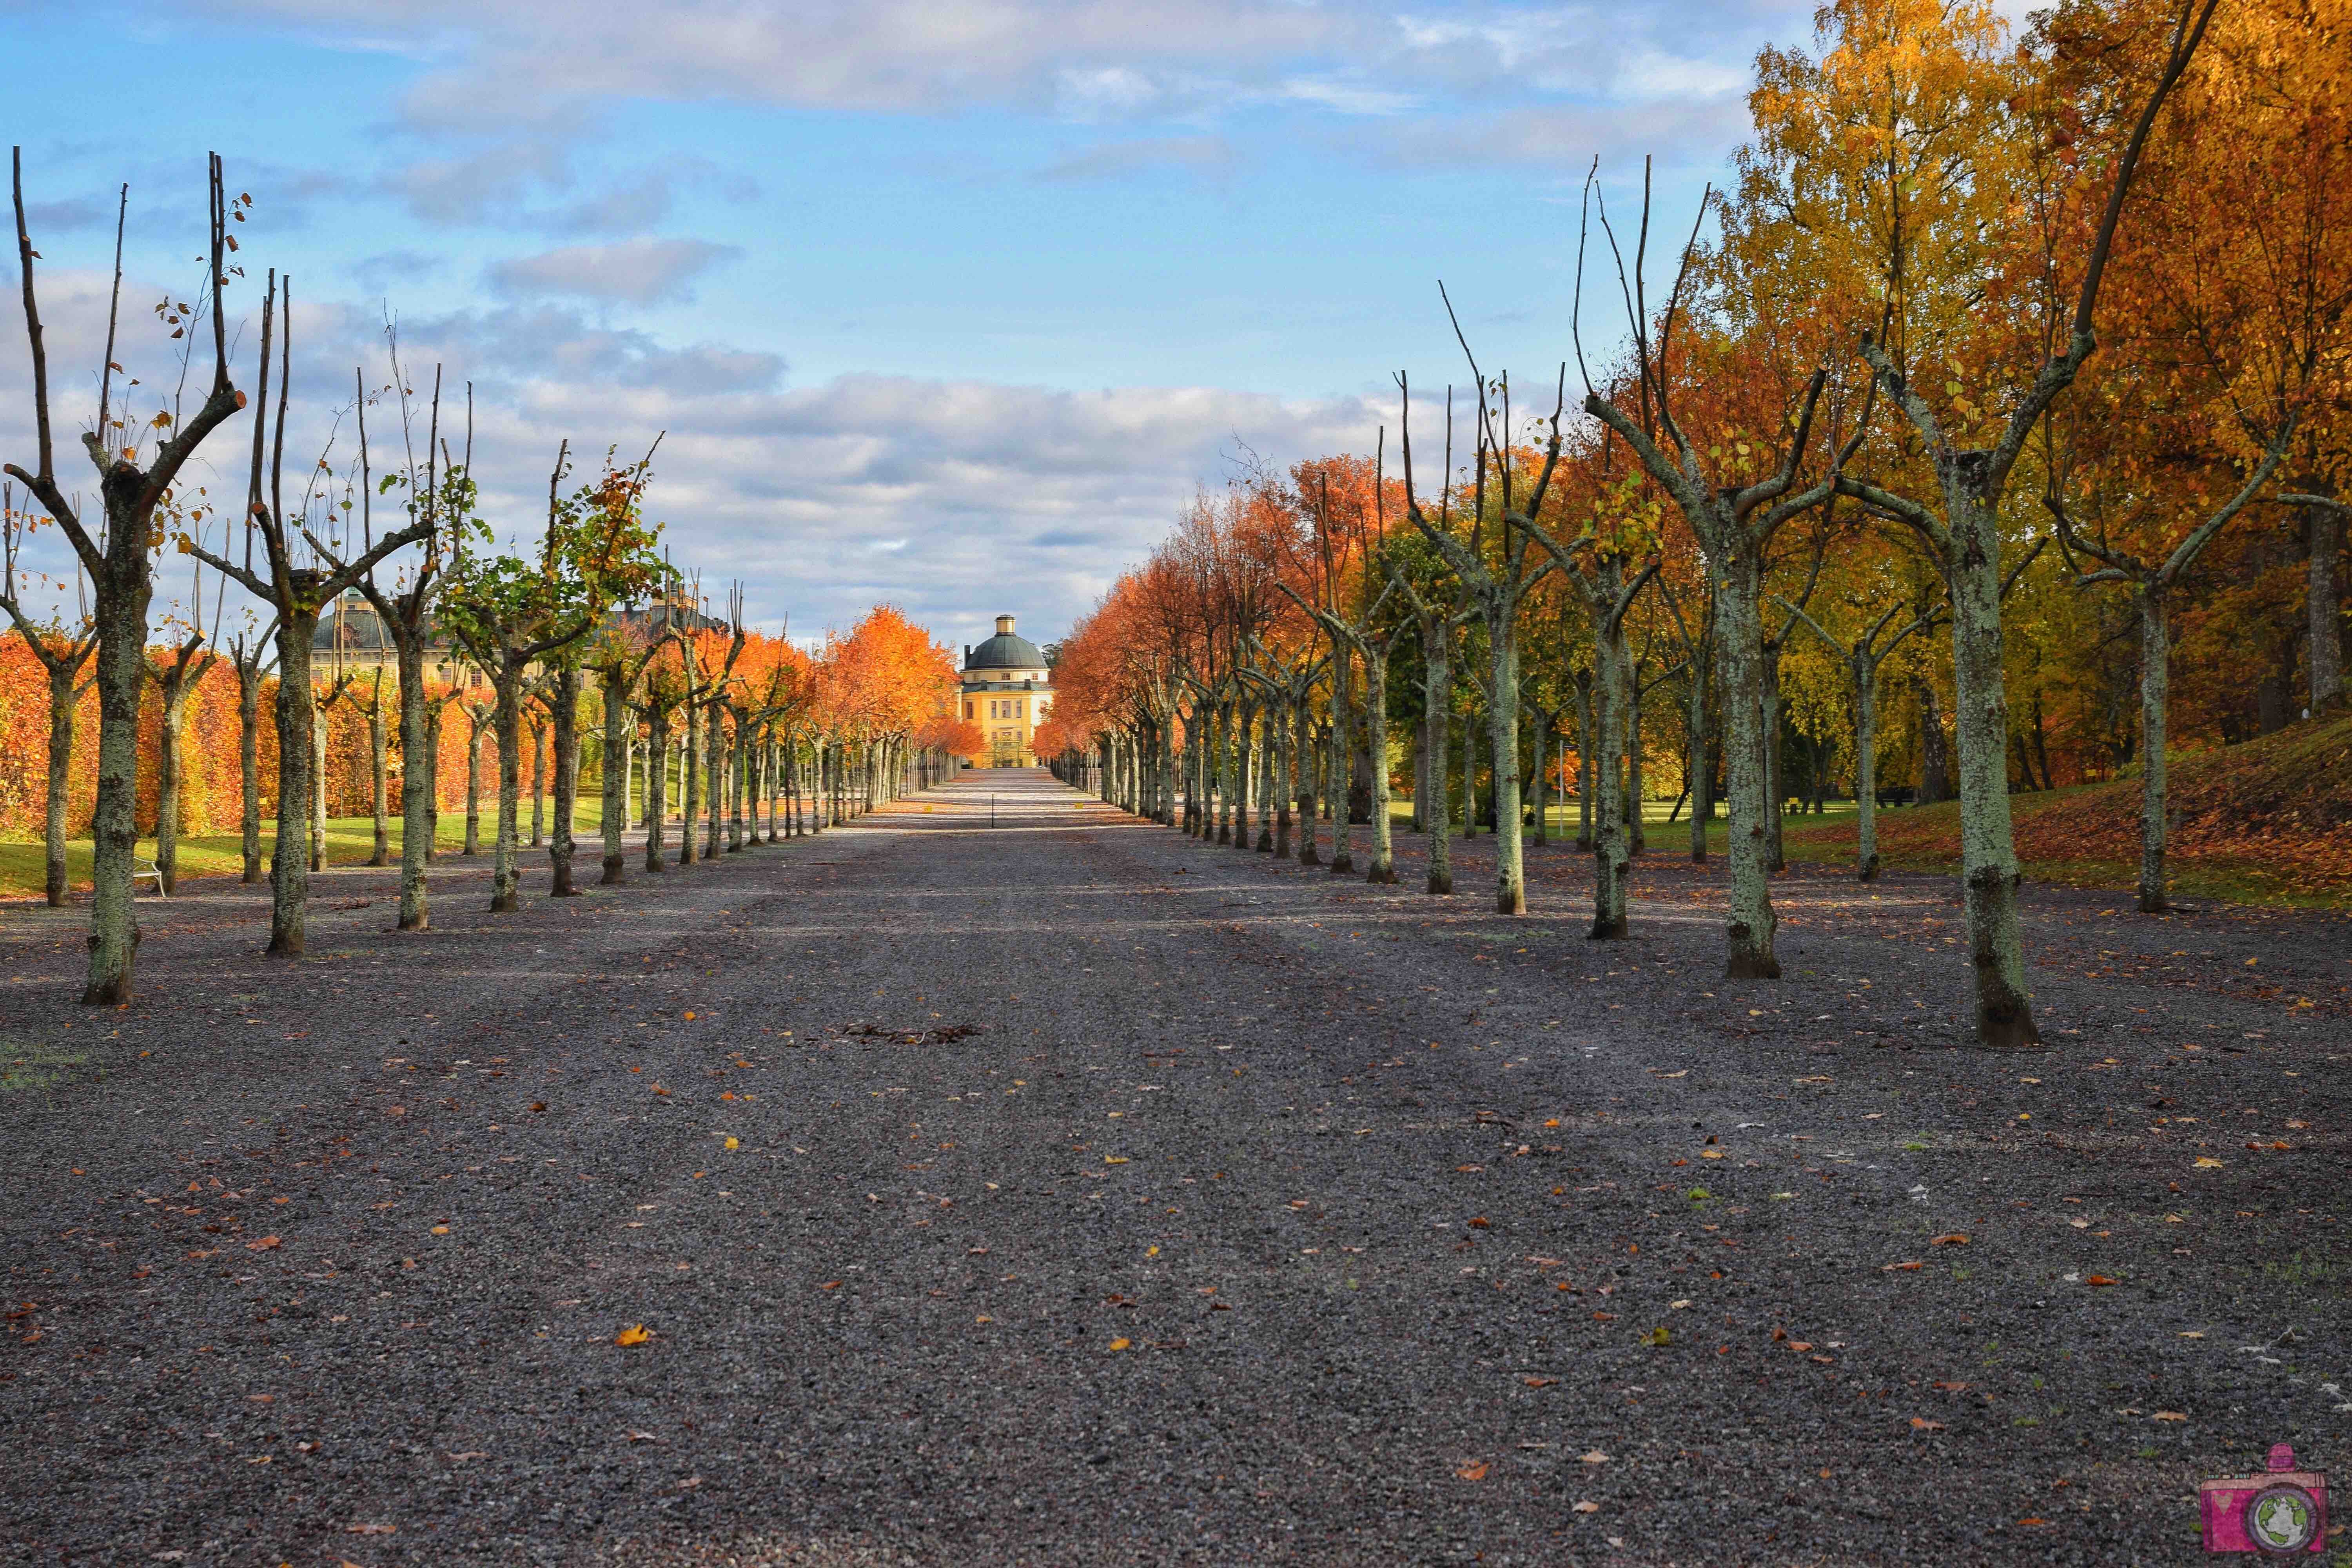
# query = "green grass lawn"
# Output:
<box><xmin>0</xmin><ymin>798</ymin><xmax>617</xmax><ymax>900</ymax></box>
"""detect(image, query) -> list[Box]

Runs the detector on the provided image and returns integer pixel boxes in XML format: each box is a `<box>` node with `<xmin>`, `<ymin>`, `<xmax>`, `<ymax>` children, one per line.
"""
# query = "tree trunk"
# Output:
<box><xmin>310</xmin><ymin>701</ymin><xmax>328</xmax><ymax>873</ymax></box>
<box><xmin>1760</xmin><ymin>646</ymin><xmax>1784</xmax><ymax>873</ymax></box>
<box><xmin>1686</xmin><ymin>653</ymin><xmax>1709</xmax><ymax>864</ymax></box>
<box><xmin>463</xmin><ymin>714</ymin><xmax>483</xmax><ymax>857</ymax></box>
<box><xmin>680</xmin><ymin>701</ymin><xmax>702</xmax><ymax>864</ymax></box>
<box><xmin>2306</xmin><ymin>498</ymin><xmax>2343</xmax><ymax>713</ymax></box>
<box><xmin>704</xmin><ymin>705</ymin><xmax>724</xmax><ymax>857</ymax></box>
<box><xmin>1855</xmin><ymin>661</ymin><xmax>1881</xmax><ymax>882</ymax></box>
<box><xmin>1529</xmin><ymin>706</ymin><xmax>1551</xmax><ymax>848</ymax></box>
<box><xmin>423</xmin><ymin>695</ymin><xmax>445</xmax><ymax>862</ymax></box>
<box><xmin>1363</xmin><ymin>647</ymin><xmax>1397</xmax><ymax>884</ymax></box>
<box><xmin>549</xmin><ymin>663</ymin><xmax>581</xmax><ymax>897</ymax></box>
<box><xmin>529</xmin><ymin>718</ymin><xmax>547</xmax><ymax>849</ymax></box>
<box><xmin>395</xmin><ymin>641</ymin><xmax>432</xmax><ymax>929</ymax></box>
<box><xmin>82</xmin><ymin>571</ymin><xmax>150</xmax><ymax>1003</ymax></box>
<box><xmin>2137</xmin><ymin>589</ymin><xmax>2169</xmax><ymax>914</ymax></box>
<box><xmin>366</xmin><ymin>684</ymin><xmax>389</xmax><ymax>867</ymax></box>
<box><xmin>45</xmin><ymin>666</ymin><xmax>76</xmax><ymax>905</ymax></box>
<box><xmin>156</xmin><ymin>679</ymin><xmax>188</xmax><ymax>896</ymax></box>
<box><xmin>1710</xmin><ymin>550</ymin><xmax>1779</xmax><ymax>977</ymax></box>
<box><xmin>1486</xmin><ymin>624</ymin><xmax>1524</xmax><ymax>914</ymax></box>
<box><xmin>644</xmin><ymin>707</ymin><xmax>671</xmax><ymax>869</ymax></box>
<box><xmin>1625</xmin><ymin>690</ymin><xmax>1645</xmax><ymax>858</ymax></box>
<box><xmin>1943</xmin><ymin>483</ymin><xmax>2040</xmax><ymax>1047</ymax></box>
<box><xmin>236</xmin><ymin>663</ymin><xmax>262</xmax><ymax>885</ymax></box>
<box><xmin>1423</xmin><ymin>644</ymin><xmax>1454</xmax><ymax>895</ymax></box>
<box><xmin>1574</xmin><ymin>672</ymin><xmax>1594</xmax><ymax>852</ymax></box>
<box><xmin>600</xmin><ymin>673</ymin><xmax>629</xmax><ymax>884</ymax></box>
<box><xmin>491</xmin><ymin>665</ymin><xmax>525</xmax><ymax>913</ymax></box>
<box><xmin>1293</xmin><ymin>695</ymin><xmax>1319</xmax><ymax>865</ymax></box>
<box><xmin>1590</xmin><ymin>619</ymin><xmax>1632</xmax><ymax>940</ymax></box>
<box><xmin>269</xmin><ymin>613</ymin><xmax>321</xmax><ymax>958</ymax></box>
<box><xmin>1918</xmin><ymin>678</ymin><xmax>1951</xmax><ymax>804</ymax></box>
<box><xmin>1329</xmin><ymin>652</ymin><xmax>1356</xmax><ymax>874</ymax></box>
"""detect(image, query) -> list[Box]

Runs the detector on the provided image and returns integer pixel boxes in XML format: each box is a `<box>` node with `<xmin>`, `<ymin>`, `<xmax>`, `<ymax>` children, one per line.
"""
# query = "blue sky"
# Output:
<box><xmin>3</xmin><ymin>0</ymin><xmax>1817</xmax><ymax>648</ymax></box>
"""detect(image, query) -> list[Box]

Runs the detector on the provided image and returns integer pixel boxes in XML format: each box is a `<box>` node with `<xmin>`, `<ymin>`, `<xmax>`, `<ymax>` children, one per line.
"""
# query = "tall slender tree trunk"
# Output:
<box><xmin>1944</xmin><ymin>486</ymin><xmax>2039</xmax><ymax>1047</ymax></box>
<box><xmin>2136</xmin><ymin>589</ymin><xmax>2169</xmax><ymax>914</ymax></box>
<box><xmin>1363</xmin><ymin>646</ymin><xmax>1397</xmax><ymax>884</ymax></box>
<box><xmin>1687</xmin><ymin>656</ymin><xmax>1709</xmax><ymax>864</ymax></box>
<box><xmin>1855</xmin><ymin>663</ymin><xmax>1882</xmax><ymax>882</ymax></box>
<box><xmin>1590</xmin><ymin>628</ymin><xmax>1631</xmax><ymax>940</ymax></box>
<box><xmin>155</xmin><ymin>679</ymin><xmax>189</xmax><ymax>896</ymax></box>
<box><xmin>366</xmin><ymin>682</ymin><xmax>390</xmax><ymax>867</ymax></box>
<box><xmin>1486</xmin><ymin>628</ymin><xmax>1524</xmax><ymax>914</ymax></box>
<box><xmin>704</xmin><ymin>705</ymin><xmax>724</xmax><ymax>856</ymax></box>
<box><xmin>548</xmin><ymin>663</ymin><xmax>581</xmax><ymax>897</ymax></box>
<box><xmin>269</xmin><ymin>611</ymin><xmax>323</xmax><ymax>957</ymax></box>
<box><xmin>529</xmin><ymin>717</ymin><xmax>547</xmax><ymax>849</ymax></box>
<box><xmin>395</xmin><ymin>642</ymin><xmax>432</xmax><ymax>929</ymax></box>
<box><xmin>45</xmin><ymin>666</ymin><xmax>77</xmax><ymax>906</ymax></box>
<box><xmin>643</xmin><ymin>708</ymin><xmax>671</xmax><ymax>869</ymax></box>
<box><xmin>600</xmin><ymin>672</ymin><xmax>630</xmax><ymax>884</ymax></box>
<box><xmin>1760</xmin><ymin>646</ymin><xmax>1785</xmax><ymax>873</ymax></box>
<box><xmin>237</xmin><ymin>665</ymin><xmax>263</xmax><ymax>885</ymax></box>
<box><xmin>463</xmin><ymin>713</ymin><xmax>483</xmax><ymax>857</ymax></box>
<box><xmin>680</xmin><ymin>701</ymin><xmax>702</xmax><ymax>864</ymax></box>
<box><xmin>1329</xmin><ymin>653</ymin><xmax>1355</xmax><ymax>875</ymax></box>
<box><xmin>490</xmin><ymin>667</ymin><xmax>524</xmax><ymax>913</ymax></box>
<box><xmin>1574</xmin><ymin>672</ymin><xmax>1594</xmax><ymax>852</ymax></box>
<box><xmin>423</xmin><ymin>695</ymin><xmax>445</xmax><ymax>862</ymax></box>
<box><xmin>1710</xmin><ymin>551</ymin><xmax>1779</xmax><ymax>977</ymax></box>
<box><xmin>2304</xmin><ymin>498</ymin><xmax>2343</xmax><ymax>713</ymax></box>
<box><xmin>1625</xmin><ymin>691</ymin><xmax>1645</xmax><ymax>859</ymax></box>
<box><xmin>1294</xmin><ymin>695</ymin><xmax>1319</xmax><ymax>864</ymax></box>
<box><xmin>1529</xmin><ymin>706</ymin><xmax>1551</xmax><ymax>848</ymax></box>
<box><xmin>310</xmin><ymin>699</ymin><xmax>329</xmax><ymax>874</ymax></box>
<box><xmin>1424</xmin><ymin>655</ymin><xmax>1454</xmax><ymax>895</ymax></box>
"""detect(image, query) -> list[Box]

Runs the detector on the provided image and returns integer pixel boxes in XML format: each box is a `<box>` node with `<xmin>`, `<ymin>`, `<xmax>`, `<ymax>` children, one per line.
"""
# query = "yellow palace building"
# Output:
<box><xmin>955</xmin><ymin>614</ymin><xmax>1055</xmax><ymax>768</ymax></box>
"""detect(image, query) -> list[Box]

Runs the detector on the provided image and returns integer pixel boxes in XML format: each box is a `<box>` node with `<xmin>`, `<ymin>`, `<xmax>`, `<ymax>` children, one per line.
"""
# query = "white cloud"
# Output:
<box><xmin>486</xmin><ymin>238</ymin><xmax>741</xmax><ymax>305</ymax></box>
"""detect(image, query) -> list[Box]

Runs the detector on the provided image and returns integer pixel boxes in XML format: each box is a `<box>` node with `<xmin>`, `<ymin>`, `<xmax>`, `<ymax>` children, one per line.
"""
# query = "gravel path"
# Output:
<box><xmin>2</xmin><ymin>769</ymin><xmax>2346</xmax><ymax>1566</ymax></box>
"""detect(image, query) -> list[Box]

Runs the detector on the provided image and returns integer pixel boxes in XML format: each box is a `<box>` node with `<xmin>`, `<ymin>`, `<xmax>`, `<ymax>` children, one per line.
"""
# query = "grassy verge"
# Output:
<box><xmin>0</xmin><ymin>800</ymin><xmax>612</xmax><ymax>901</ymax></box>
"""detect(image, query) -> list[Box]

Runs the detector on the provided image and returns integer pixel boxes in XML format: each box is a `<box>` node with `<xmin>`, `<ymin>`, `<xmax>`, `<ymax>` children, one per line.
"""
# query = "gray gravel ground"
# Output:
<box><xmin>2</xmin><ymin>769</ymin><xmax>2347</xmax><ymax>1567</ymax></box>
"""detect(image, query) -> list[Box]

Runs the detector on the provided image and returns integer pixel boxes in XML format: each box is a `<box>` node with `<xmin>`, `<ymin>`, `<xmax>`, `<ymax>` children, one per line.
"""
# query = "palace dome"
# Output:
<box><xmin>965</xmin><ymin>614</ymin><xmax>1045</xmax><ymax>672</ymax></box>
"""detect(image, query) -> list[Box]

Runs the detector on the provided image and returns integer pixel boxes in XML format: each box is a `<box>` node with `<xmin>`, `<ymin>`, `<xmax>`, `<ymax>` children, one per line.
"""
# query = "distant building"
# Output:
<box><xmin>953</xmin><ymin>614</ymin><xmax>1053</xmax><ymax>768</ymax></box>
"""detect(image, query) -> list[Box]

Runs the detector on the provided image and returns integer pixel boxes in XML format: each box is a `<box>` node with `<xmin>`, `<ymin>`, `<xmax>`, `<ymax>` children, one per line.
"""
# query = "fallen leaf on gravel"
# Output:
<box><xmin>1786</xmin><ymin>1341</ymin><xmax>1814</xmax><ymax>1352</ymax></box>
<box><xmin>2152</xmin><ymin>1411</ymin><xmax>2189</xmax><ymax>1422</ymax></box>
<box><xmin>2194</xmin><ymin>1157</ymin><xmax>2224</xmax><ymax>1169</ymax></box>
<box><xmin>1882</xmin><ymin>1261</ymin><xmax>1924</xmax><ymax>1272</ymax></box>
<box><xmin>430</xmin><ymin>1225</ymin><xmax>450</xmax><ymax>1236</ymax></box>
<box><xmin>1573</xmin><ymin>1500</ymin><xmax>1601</xmax><ymax>1514</ymax></box>
<box><xmin>1593</xmin><ymin>1311</ymin><xmax>1618</xmax><ymax>1321</ymax></box>
<box><xmin>1455</xmin><ymin>1164</ymin><xmax>1484</xmax><ymax>1173</ymax></box>
<box><xmin>2178</xmin><ymin>1331</ymin><xmax>2204</xmax><ymax>1339</ymax></box>
<box><xmin>683</xmin><ymin>1012</ymin><xmax>696</xmax><ymax>1021</ymax></box>
<box><xmin>723</xmin><ymin>1138</ymin><xmax>739</xmax><ymax>1150</ymax></box>
<box><xmin>1104</xmin><ymin>1156</ymin><xmax>1129</xmax><ymax>1165</ymax></box>
<box><xmin>820</xmin><ymin>1281</ymin><xmax>842</xmax><ymax>1290</ymax></box>
<box><xmin>1581</xmin><ymin>1450</ymin><xmax>1612</xmax><ymax>1464</ymax></box>
<box><xmin>530</xmin><ymin>1102</ymin><xmax>546</xmax><ymax>1113</ymax></box>
<box><xmin>247</xmin><ymin>1394</ymin><xmax>274</xmax><ymax>1403</ymax></box>
<box><xmin>2085</xmin><ymin>1274</ymin><xmax>2118</xmax><ymax>1287</ymax></box>
<box><xmin>1456</xmin><ymin>1460</ymin><xmax>1490</xmax><ymax>1481</ymax></box>
<box><xmin>245</xmin><ymin>1236</ymin><xmax>281</xmax><ymax>1252</ymax></box>
<box><xmin>1701</xmin><ymin>1150</ymin><xmax>1724</xmax><ymax>1160</ymax></box>
<box><xmin>1910</xmin><ymin>1418</ymin><xmax>1945</xmax><ymax>1431</ymax></box>
<box><xmin>613</xmin><ymin>1325</ymin><xmax>653</xmax><ymax>1347</ymax></box>
<box><xmin>1929</xmin><ymin>1234</ymin><xmax>1970</xmax><ymax>1247</ymax></box>
<box><xmin>1932</xmin><ymin>1381</ymin><xmax>1969</xmax><ymax>1391</ymax></box>
<box><xmin>446</xmin><ymin>1452</ymin><xmax>489</xmax><ymax>1462</ymax></box>
<box><xmin>651</xmin><ymin>1085</ymin><xmax>671</xmax><ymax>1097</ymax></box>
<box><xmin>1468</xmin><ymin>1216</ymin><xmax>1491</xmax><ymax>1229</ymax></box>
<box><xmin>1640</xmin><ymin>1327</ymin><xmax>1670</xmax><ymax>1348</ymax></box>
<box><xmin>1522</xmin><ymin>1376</ymin><xmax>1556</xmax><ymax>1388</ymax></box>
<box><xmin>1650</xmin><ymin>1070</ymin><xmax>1688</xmax><ymax>1079</ymax></box>
<box><xmin>345</xmin><ymin>1524</ymin><xmax>396</xmax><ymax>1535</ymax></box>
<box><xmin>1107</xmin><ymin>1338</ymin><xmax>1131</xmax><ymax>1352</ymax></box>
<box><xmin>625</xmin><ymin>1430</ymin><xmax>663</xmax><ymax>1444</ymax></box>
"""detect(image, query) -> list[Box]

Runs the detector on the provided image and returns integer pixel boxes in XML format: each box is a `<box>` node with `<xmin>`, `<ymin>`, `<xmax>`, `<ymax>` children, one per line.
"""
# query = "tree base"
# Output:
<box><xmin>398</xmin><ymin>913</ymin><xmax>427</xmax><ymax>932</ymax></box>
<box><xmin>1724</xmin><ymin>946</ymin><xmax>1781</xmax><ymax>980</ymax></box>
<box><xmin>1330</xmin><ymin>855</ymin><xmax>1354</xmax><ymax>875</ymax></box>
<box><xmin>81</xmin><ymin>976</ymin><xmax>132</xmax><ymax>1005</ymax></box>
<box><xmin>1858</xmin><ymin>856</ymin><xmax>1879</xmax><ymax>883</ymax></box>
<box><xmin>266</xmin><ymin>929</ymin><xmax>303</xmax><ymax>957</ymax></box>
<box><xmin>1496</xmin><ymin>888</ymin><xmax>1525</xmax><ymax>915</ymax></box>
<box><xmin>1256</xmin><ymin>831</ymin><xmax>1273</xmax><ymax>852</ymax></box>
<box><xmin>1299</xmin><ymin>847</ymin><xmax>1320</xmax><ymax>866</ymax></box>
<box><xmin>1427</xmin><ymin>871</ymin><xmax>1452</xmax><ymax>895</ymax></box>
<box><xmin>1367</xmin><ymin>863</ymin><xmax>1398</xmax><ymax>885</ymax></box>
<box><xmin>603</xmin><ymin>856</ymin><xmax>626</xmax><ymax>885</ymax></box>
<box><xmin>490</xmin><ymin>893</ymin><xmax>519</xmax><ymax>913</ymax></box>
<box><xmin>1587</xmin><ymin>916</ymin><xmax>1627</xmax><ymax>940</ymax></box>
<box><xmin>1975</xmin><ymin>1006</ymin><xmax>2043</xmax><ymax>1049</ymax></box>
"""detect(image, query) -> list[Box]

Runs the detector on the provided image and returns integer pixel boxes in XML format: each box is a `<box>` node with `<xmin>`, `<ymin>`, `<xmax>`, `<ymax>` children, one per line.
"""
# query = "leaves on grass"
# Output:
<box><xmin>613</xmin><ymin>1324</ymin><xmax>653</xmax><ymax>1347</ymax></box>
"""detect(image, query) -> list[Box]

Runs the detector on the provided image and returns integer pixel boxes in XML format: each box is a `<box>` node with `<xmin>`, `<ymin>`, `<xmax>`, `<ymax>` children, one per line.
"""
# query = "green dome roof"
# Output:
<box><xmin>966</xmin><ymin>616</ymin><xmax>1045</xmax><ymax>671</ymax></box>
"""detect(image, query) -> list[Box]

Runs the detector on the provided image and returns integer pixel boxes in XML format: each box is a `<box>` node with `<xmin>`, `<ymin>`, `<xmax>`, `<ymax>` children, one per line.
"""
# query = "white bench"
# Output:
<box><xmin>135</xmin><ymin>858</ymin><xmax>167</xmax><ymax>898</ymax></box>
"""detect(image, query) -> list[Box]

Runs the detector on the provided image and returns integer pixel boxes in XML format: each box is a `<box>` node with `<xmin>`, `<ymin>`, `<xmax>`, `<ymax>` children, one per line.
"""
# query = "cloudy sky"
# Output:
<box><xmin>3</xmin><ymin>0</ymin><xmax>1816</xmax><ymax>649</ymax></box>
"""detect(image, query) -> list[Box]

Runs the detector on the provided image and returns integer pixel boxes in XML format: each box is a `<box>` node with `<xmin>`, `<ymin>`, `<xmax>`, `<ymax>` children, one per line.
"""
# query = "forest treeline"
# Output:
<box><xmin>1038</xmin><ymin>0</ymin><xmax>2349</xmax><ymax>1049</ymax></box>
<box><xmin>3</xmin><ymin>154</ymin><xmax>974</xmax><ymax>1006</ymax></box>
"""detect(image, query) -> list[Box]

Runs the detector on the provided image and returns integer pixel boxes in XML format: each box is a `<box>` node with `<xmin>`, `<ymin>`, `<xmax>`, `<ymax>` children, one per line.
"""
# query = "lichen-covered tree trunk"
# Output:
<box><xmin>310</xmin><ymin>704</ymin><xmax>328</xmax><ymax>873</ymax></box>
<box><xmin>269</xmin><ymin>616</ymin><xmax>322</xmax><ymax>957</ymax></box>
<box><xmin>1293</xmin><ymin>695</ymin><xmax>1319</xmax><ymax>864</ymax></box>
<box><xmin>45</xmin><ymin>666</ymin><xmax>77</xmax><ymax>905</ymax></box>
<box><xmin>1626</xmin><ymin>691</ymin><xmax>1645</xmax><ymax>857</ymax></box>
<box><xmin>1363</xmin><ymin>644</ymin><xmax>1397</xmax><ymax>885</ymax></box>
<box><xmin>679</xmin><ymin>702</ymin><xmax>702</xmax><ymax>864</ymax></box>
<box><xmin>1486</xmin><ymin>628</ymin><xmax>1525</xmax><ymax>915</ymax></box>
<box><xmin>1854</xmin><ymin>663</ymin><xmax>1882</xmax><ymax>882</ymax></box>
<box><xmin>490</xmin><ymin>667</ymin><xmax>525</xmax><ymax>913</ymax></box>
<box><xmin>82</xmin><ymin>582</ymin><xmax>149</xmax><ymax>1003</ymax></box>
<box><xmin>1686</xmin><ymin>659</ymin><xmax>1709</xmax><ymax>864</ymax></box>
<box><xmin>528</xmin><ymin>718</ymin><xmax>547</xmax><ymax>849</ymax></box>
<box><xmin>395</xmin><ymin>640</ymin><xmax>432</xmax><ymax>929</ymax></box>
<box><xmin>643</xmin><ymin>707</ymin><xmax>671</xmax><ymax>869</ymax></box>
<box><xmin>1710</xmin><ymin>551</ymin><xmax>1779</xmax><ymax>976</ymax></box>
<box><xmin>366</xmin><ymin>685</ymin><xmax>390</xmax><ymax>867</ymax></box>
<box><xmin>463</xmin><ymin>714</ymin><xmax>483</xmax><ymax>857</ymax></box>
<box><xmin>2136</xmin><ymin>588</ymin><xmax>2169</xmax><ymax>914</ymax></box>
<box><xmin>1589</xmin><ymin>628</ymin><xmax>1631</xmax><ymax>940</ymax></box>
<box><xmin>1270</xmin><ymin>708</ymin><xmax>1292</xmax><ymax>858</ymax></box>
<box><xmin>1529</xmin><ymin>707</ymin><xmax>1551</xmax><ymax>848</ymax></box>
<box><xmin>156</xmin><ymin>681</ymin><xmax>189</xmax><ymax>896</ymax></box>
<box><xmin>1943</xmin><ymin>485</ymin><xmax>2039</xmax><ymax>1046</ymax></box>
<box><xmin>237</xmin><ymin>666</ymin><xmax>263</xmax><ymax>885</ymax></box>
<box><xmin>1424</xmin><ymin>646</ymin><xmax>1454</xmax><ymax>895</ymax></box>
<box><xmin>703</xmin><ymin>705</ymin><xmax>724</xmax><ymax>857</ymax></box>
<box><xmin>1328</xmin><ymin>653</ymin><xmax>1355</xmax><ymax>875</ymax></box>
<box><xmin>600</xmin><ymin>673</ymin><xmax>630</xmax><ymax>884</ymax></box>
<box><xmin>2303</xmin><ymin>499</ymin><xmax>2342</xmax><ymax>712</ymax></box>
<box><xmin>423</xmin><ymin>696</ymin><xmax>446</xmax><ymax>862</ymax></box>
<box><xmin>1573</xmin><ymin>673</ymin><xmax>1594</xmax><ymax>852</ymax></box>
<box><xmin>548</xmin><ymin>663</ymin><xmax>582</xmax><ymax>897</ymax></box>
<box><xmin>1760</xmin><ymin>647</ymin><xmax>1785</xmax><ymax>873</ymax></box>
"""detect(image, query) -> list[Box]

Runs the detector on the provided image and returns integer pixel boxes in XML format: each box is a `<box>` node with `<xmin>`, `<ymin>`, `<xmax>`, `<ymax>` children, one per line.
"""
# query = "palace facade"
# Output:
<box><xmin>953</xmin><ymin>614</ymin><xmax>1053</xmax><ymax>768</ymax></box>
